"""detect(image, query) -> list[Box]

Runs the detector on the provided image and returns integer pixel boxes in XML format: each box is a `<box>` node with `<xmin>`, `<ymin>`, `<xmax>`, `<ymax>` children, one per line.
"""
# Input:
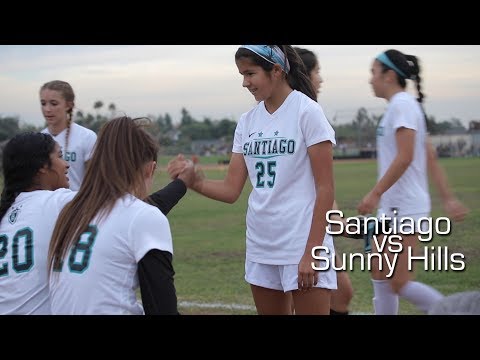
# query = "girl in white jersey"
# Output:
<box><xmin>357</xmin><ymin>49</ymin><xmax>468</xmax><ymax>314</ymax></box>
<box><xmin>40</xmin><ymin>80</ymin><xmax>97</xmax><ymax>191</ymax></box>
<box><xmin>170</xmin><ymin>45</ymin><xmax>337</xmax><ymax>315</ymax></box>
<box><xmin>0</xmin><ymin>132</ymin><xmax>72</xmax><ymax>314</ymax></box>
<box><xmin>47</xmin><ymin>116</ymin><xmax>186</xmax><ymax>315</ymax></box>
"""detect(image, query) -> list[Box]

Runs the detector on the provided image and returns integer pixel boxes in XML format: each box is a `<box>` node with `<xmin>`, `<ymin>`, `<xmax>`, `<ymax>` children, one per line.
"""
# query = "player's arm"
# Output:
<box><xmin>373</xmin><ymin>127</ymin><xmax>414</xmax><ymax>196</ymax></box>
<box><xmin>426</xmin><ymin>138</ymin><xmax>468</xmax><ymax>222</ymax></box>
<box><xmin>138</xmin><ymin>249</ymin><xmax>179</xmax><ymax>315</ymax></box>
<box><xmin>189</xmin><ymin>153</ymin><xmax>248</xmax><ymax>204</ymax></box>
<box><xmin>146</xmin><ymin>158</ymin><xmax>195</xmax><ymax>215</ymax></box>
<box><xmin>426</xmin><ymin>138</ymin><xmax>450</xmax><ymax>199</ymax></box>
<box><xmin>146</xmin><ymin>179</ymin><xmax>187</xmax><ymax>216</ymax></box>
<box><xmin>298</xmin><ymin>141</ymin><xmax>334</xmax><ymax>289</ymax></box>
<box><xmin>358</xmin><ymin>127</ymin><xmax>414</xmax><ymax>214</ymax></box>
<box><xmin>305</xmin><ymin>141</ymin><xmax>335</xmax><ymax>250</ymax></box>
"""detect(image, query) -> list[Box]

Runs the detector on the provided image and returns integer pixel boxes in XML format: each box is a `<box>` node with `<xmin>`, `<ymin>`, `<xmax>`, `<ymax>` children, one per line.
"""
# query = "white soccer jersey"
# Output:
<box><xmin>232</xmin><ymin>90</ymin><xmax>336</xmax><ymax>265</ymax></box>
<box><xmin>0</xmin><ymin>189</ymin><xmax>75</xmax><ymax>314</ymax></box>
<box><xmin>49</xmin><ymin>194</ymin><xmax>173</xmax><ymax>315</ymax></box>
<box><xmin>376</xmin><ymin>91</ymin><xmax>430</xmax><ymax>216</ymax></box>
<box><xmin>42</xmin><ymin>123</ymin><xmax>97</xmax><ymax>191</ymax></box>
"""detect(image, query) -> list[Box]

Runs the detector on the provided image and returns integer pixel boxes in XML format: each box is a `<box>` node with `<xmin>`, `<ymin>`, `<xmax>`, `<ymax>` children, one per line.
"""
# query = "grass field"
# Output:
<box><xmin>155</xmin><ymin>156</ymin><xmax>480</xmax><ymax>315</ymax></box>
<box><xmin>2</xmin><ymin>156</ymin><xmax>477</xmax><ymax>314</ymax></box>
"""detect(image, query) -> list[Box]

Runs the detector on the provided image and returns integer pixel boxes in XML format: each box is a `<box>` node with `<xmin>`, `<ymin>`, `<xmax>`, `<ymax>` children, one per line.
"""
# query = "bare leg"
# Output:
<box><xmin>292</xmin><ymin>288</ymin><xmax>331</xmax><ymax>315</ymax></box>
<box><xmin>250</xmin><ymin>284</ymin><xmax>292</xmax><ymax>315</ymax></box>
<box><xmin>330</xmin><ymin>254</ymin><xmax>353</xmax><ymax>314</ymax></box>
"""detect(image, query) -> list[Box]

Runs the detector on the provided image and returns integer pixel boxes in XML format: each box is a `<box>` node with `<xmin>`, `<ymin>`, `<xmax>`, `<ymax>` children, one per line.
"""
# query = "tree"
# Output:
<box><xmin>449</xmin><ymin>117</ymin><xmax>466</xmax><ymax>131</ymax></box>
<box><xmin>214</xmin><ymin>118</ymin><xmax>237</xmax><ymax>140</ymax></box>
<box><xmin>108</xmin><ymin>103</ymin><xmax>116</xmax><ymax>119</ymax></box>
<box><xmin>93</xmin><ymin>100</ymin><xmax>104</xmax><ymax>120</ymax></box>
<box><xmin>180</xmin><ymin>122</ymin><xmax>213</xmax><ymax>140</ymax></box>
<box><xmin>0</xmin><ymin>116</ymin><xmax>20</xmax><ymax>142</ymax></box>
<box><xmin>75</xmin><ymin>110</ymin><xmax>85</xmax><ymax>121</ymax></box>
<box><xmin>20</xmin><ymin>123</ymin><xmax>40</xmax><ymax>133</ymax></box>
<box><xmin>426</xmin><ymin>115</ymin><xmax>438</xmax><ymax>134</ymax></box>
<box><xmin>164</xmin><ymin>113</ymin><xmax>173</xmax><ymax>132</ymax></box>
<box><xmin>180</xmin><ymin>107</ymin><xmax>195</xmax><ymax>126</ymax></box>
<box><xmin>353</xmin><ymin>107</ymin><xmax>374</xmax><ymax>147</ymax></box>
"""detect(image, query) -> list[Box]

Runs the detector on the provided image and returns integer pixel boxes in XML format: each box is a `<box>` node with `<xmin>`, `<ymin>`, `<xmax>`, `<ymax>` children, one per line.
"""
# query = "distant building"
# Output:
<box><xmin>430</xmin><ymin>124</ymin><xmax>480</xmax><ymax>157</ymax></box>
<box><xmin>190</xmin><ymin>138</ymin><xmax>230</xmax><ymax>156</ymax></box>
<box><xmin>469</xmin><ymin>120</ymin><xmax>480</xmax><ymax>131</ymax></box>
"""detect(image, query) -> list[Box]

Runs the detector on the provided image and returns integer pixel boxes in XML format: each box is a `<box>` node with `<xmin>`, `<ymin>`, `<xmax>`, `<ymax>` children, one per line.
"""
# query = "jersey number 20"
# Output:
<box><xmin>0</xmin><ymin>227</ymin><xmax>34</xmax><ymax>276</ymax></box>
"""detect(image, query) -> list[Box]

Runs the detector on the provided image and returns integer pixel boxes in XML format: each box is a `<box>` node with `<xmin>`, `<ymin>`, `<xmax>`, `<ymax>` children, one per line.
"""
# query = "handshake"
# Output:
<box><xmin>166</xmin><ymin>154</ymin><xmax>204</xmax><ymax>191</ymax></box>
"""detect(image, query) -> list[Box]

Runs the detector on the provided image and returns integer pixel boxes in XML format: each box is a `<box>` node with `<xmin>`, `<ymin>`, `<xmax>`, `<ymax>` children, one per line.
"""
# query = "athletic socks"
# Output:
<box><xmin>372</xmin><ymin>279</ymin><xmax>444</xmax><ymax>314</ymax></box>
<box><xmin>372</xmin><ymin>279</ymin><xmax>399</xmax><ymax>315</ymax></box>
<box><xmin>398</xmin><ymin>281</ymin><xmax>444</xmax><ymax>313</ymax></box>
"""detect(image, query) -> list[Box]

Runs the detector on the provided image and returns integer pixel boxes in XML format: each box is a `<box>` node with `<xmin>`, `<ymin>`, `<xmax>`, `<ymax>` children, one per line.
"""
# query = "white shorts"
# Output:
<box><xmin>245</xmin><ymin>258</ymin><xmax>337</xmax><ymax>292</ymax></box>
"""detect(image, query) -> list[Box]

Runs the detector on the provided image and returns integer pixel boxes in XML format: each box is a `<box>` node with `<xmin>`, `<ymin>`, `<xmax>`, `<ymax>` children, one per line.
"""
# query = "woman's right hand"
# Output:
<box><xmin>167</xmin><ymin>154</ymin><xmax>205</xmax><ymax>191</ymax></box>
<box><xmin>167</xmin><ymin>154</ymin><xmax>187</xmax><ymax>179</ymax></box>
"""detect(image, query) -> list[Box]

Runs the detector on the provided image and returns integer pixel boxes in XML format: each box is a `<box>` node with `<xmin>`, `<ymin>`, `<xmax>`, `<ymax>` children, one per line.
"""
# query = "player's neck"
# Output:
<box><xmin>48</xmin><ymin>122</ymin><xmax>68</xmax><ymax>136</ymax></box>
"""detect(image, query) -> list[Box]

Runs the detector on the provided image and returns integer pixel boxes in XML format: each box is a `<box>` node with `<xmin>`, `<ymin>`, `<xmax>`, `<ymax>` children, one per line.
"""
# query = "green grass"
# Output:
<box><xmin>159</xmin><ymin>157</ymin><xmax>480</xmax><ymax>315</ymax></box>
<box><xmin>157</xmin><ymin>154</ymin><xmax>229</xmax><ymax>167</ymax></box>
<box><xmin>2</xmin><ymin>156</ymin><xmax>478</xmax><ymax>315</ymax></box>
<box><xmin>152</xmin><ymin>164</ymin><xmax>253</xmax><ymax>314</ymax></box>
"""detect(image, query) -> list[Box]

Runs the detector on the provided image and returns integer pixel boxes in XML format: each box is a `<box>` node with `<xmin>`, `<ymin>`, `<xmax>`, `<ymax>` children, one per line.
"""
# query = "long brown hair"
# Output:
<box><xmin>47</xmin><ymin>116</ymin><xmax>159</xmax><ymax>272</ymax></box>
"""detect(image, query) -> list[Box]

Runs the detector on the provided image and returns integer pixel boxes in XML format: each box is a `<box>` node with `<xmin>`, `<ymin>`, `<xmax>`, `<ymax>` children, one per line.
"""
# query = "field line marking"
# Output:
<box><xmin>178</xmin><ymin>301</ymin><xmax>255</xmax><ymax>311</ymax></box>
<box><xmin>178</xmin><ymin>301</ymin><xmax>372</xmax><ymax>314</ymax></box>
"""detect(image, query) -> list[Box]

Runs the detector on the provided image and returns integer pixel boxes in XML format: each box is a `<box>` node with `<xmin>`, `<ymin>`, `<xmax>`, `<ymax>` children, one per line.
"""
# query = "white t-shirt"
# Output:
<box><xmin>49</xmin><ymin>194</ymin><xmax>173</xmax><ymax>315</ymax></box>
<box><xmin>0</xmin><ymin>189</ymin><xmax>75</xmax><ymax>314</ymax></box>
<box><xmin>376</xmin><ymin>91</ymin><xmax>430</xmax><ymax>216</ymax></box>
<box><xmin>232</xmin><ymin>90</ymin><xmax>336</xmax><ymax>265</ymax></box>
<box><xmin>42</xmin><ymin>123</ymin><xmax>97</xmax><ymax>191</ymax></box>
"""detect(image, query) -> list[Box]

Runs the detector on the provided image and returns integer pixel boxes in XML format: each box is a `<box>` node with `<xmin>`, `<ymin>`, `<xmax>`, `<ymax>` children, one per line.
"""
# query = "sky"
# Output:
<box><xmin>0</xmin><ymin>45</ymin><xmax>479</xmax><ymax>128</ymax></box>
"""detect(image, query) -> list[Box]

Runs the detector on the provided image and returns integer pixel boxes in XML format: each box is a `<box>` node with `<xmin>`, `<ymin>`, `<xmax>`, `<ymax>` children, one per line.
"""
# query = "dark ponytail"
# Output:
<box><xmin>382</xmin><ymin>49</ymin><xmax>425</xmax><ymax>104</ymax></box>
<box><xmin>280</xmin><ymin>45</ymin><xmax>317</xmax><ymax>101</ymax></box>
<box><xmin>379</xmin><ymin>49</ymin><xmax>430</xmax><ymax>126</ymax></box>
<box><xmin>403</xmin><ymin>54</ymin><xmax>425</xmax><ymax>104</ymax></box>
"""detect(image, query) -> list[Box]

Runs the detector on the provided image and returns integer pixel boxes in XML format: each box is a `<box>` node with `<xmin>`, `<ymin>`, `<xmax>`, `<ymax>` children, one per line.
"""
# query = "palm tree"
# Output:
<box><xmin>108</xmin><ymin>103</ymin><xmax>116</xmax><ymax>119</ymax></box>
<box><xmin>93</xmin><ymin>100</ymin><xmax>104</xmax><ymax>120</ymax></box>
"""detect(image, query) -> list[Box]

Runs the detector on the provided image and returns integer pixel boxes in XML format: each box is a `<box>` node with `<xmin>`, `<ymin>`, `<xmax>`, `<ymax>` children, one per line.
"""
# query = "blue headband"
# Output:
<box><xmin>240</xmin><ymin>45</ymin><xmax>290</xmax><ymax>74</ymax></box>
<box><xmin>376</xmin><ymin>52</ymin><xmax>407</xmax><ymax>78</ymax></box>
